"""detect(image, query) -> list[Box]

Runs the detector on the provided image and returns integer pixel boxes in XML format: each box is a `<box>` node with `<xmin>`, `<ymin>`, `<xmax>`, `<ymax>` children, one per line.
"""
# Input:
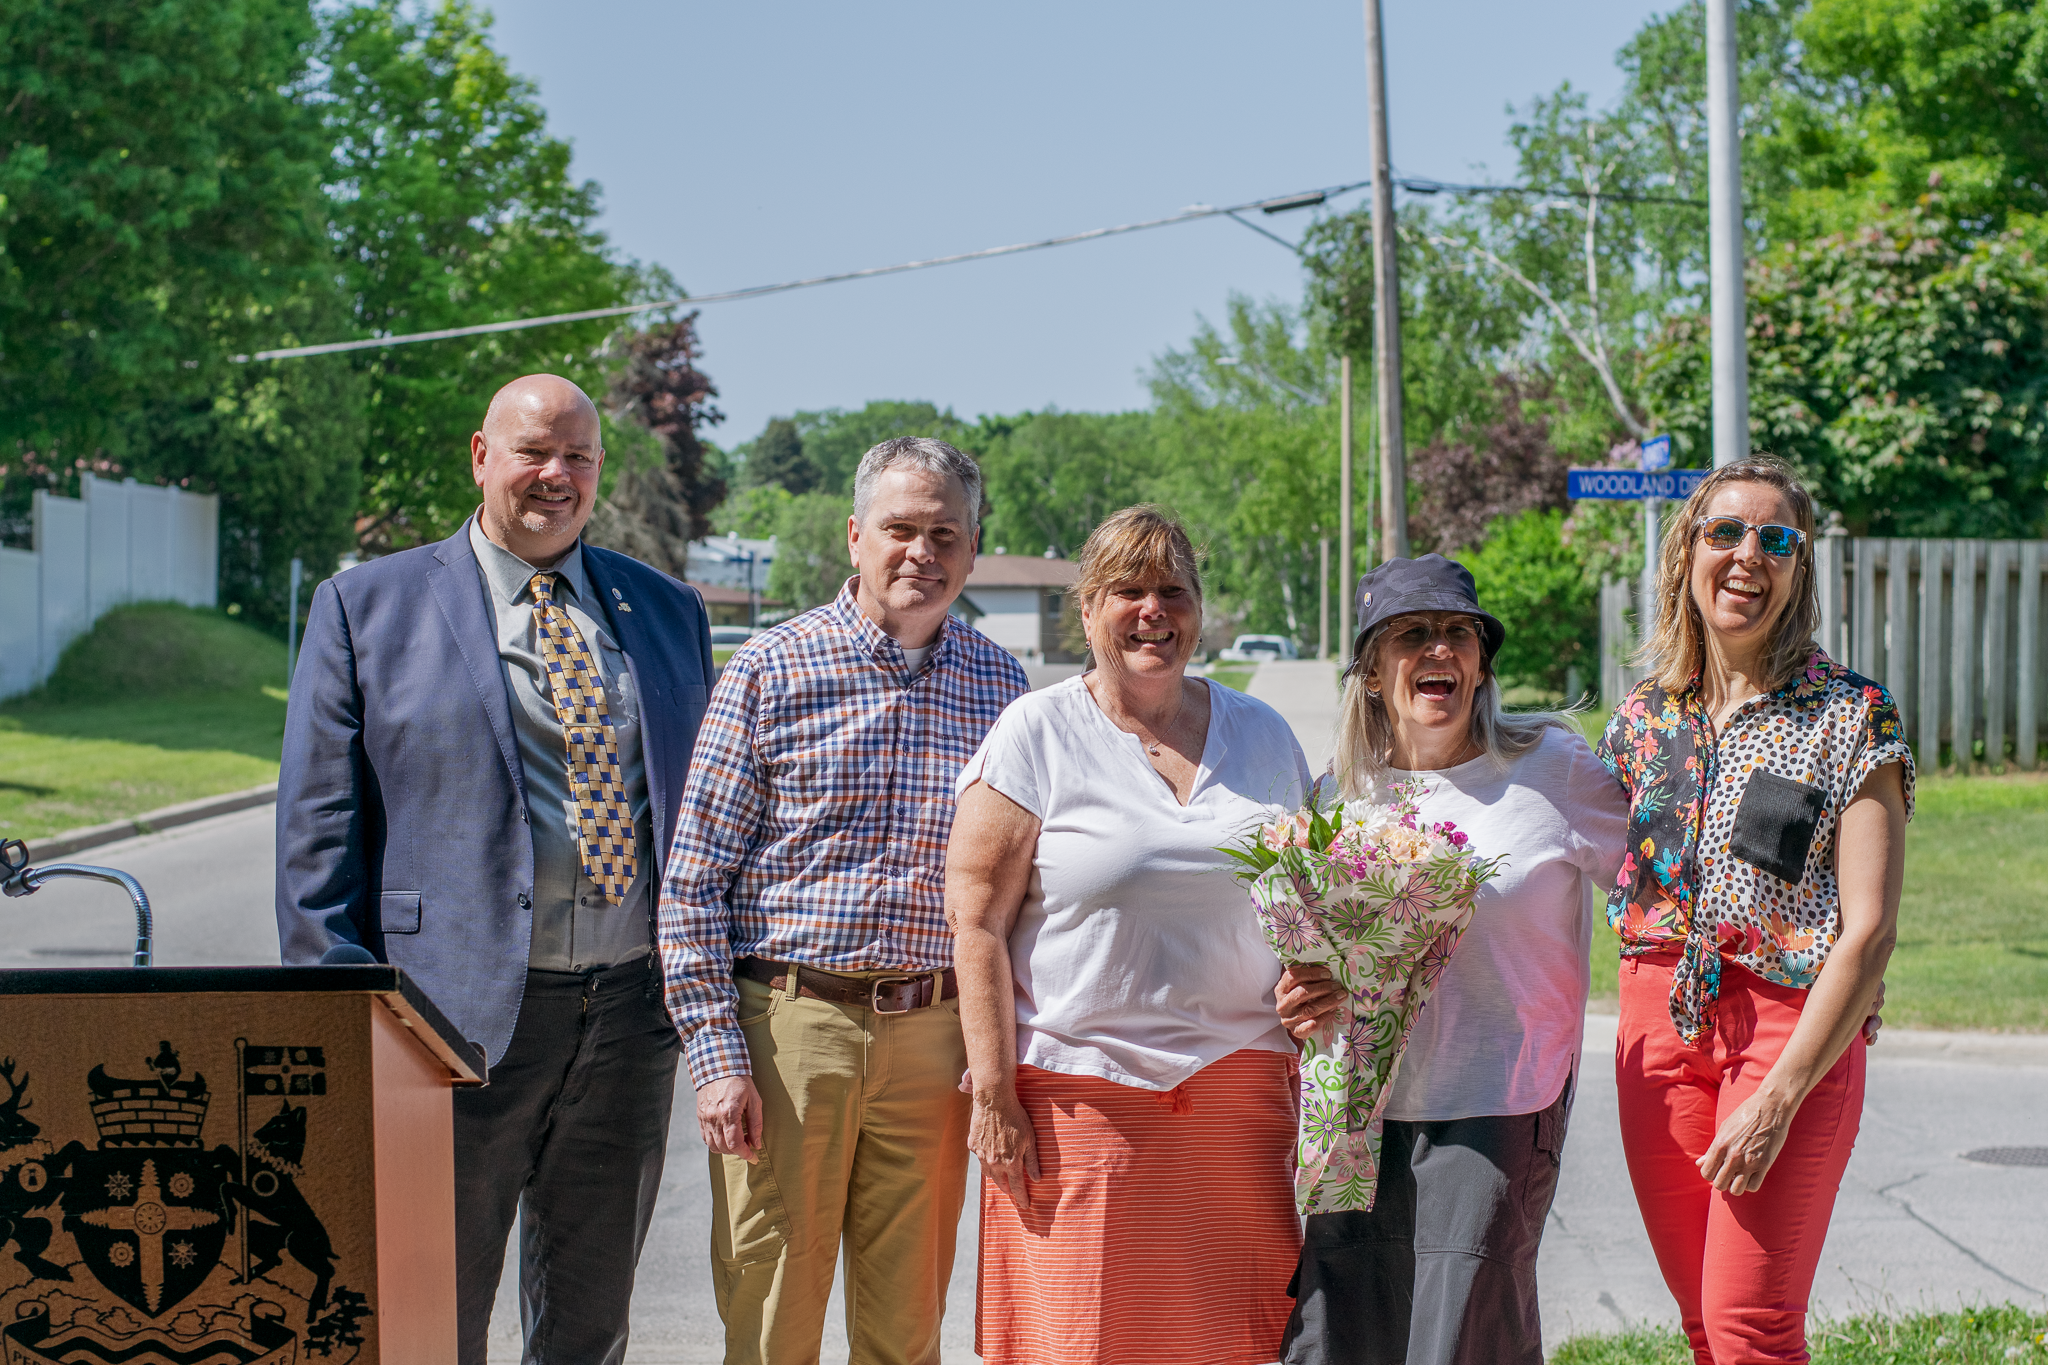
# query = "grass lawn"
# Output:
<box><xmin>0</xmin><ymin>605</ymin><xmax>287</xmax><ymax>842</ymax></box>
<box><xmin>1206</xmin><ymin>663</ymin><xmax>1257</xmax><ymax>692</ymax></box>
<box><xmin>1579</xmin><ymin>712</ymin><xmax>2048</xmax><ymax>1031</ymax></box>
<box><xmin>1553</xmin><ymin>1305</ymin><xmax>2047</xmax><ymax>1363</ymax></box>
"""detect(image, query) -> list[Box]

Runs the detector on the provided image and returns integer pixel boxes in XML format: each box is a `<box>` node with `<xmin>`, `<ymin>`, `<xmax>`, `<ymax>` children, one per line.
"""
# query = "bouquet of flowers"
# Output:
<box><xmin>1225</xmin><ymin>779</ymin><xmax>1504</xmax><ymax>1215</ymax></box>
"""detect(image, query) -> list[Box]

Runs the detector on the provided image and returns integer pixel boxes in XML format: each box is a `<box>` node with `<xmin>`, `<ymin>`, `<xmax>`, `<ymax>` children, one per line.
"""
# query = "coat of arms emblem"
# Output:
<box><xmin>0</xmin><ymin>1038</ymin><xmax>368</xmax><ymax>1365</ymax></box>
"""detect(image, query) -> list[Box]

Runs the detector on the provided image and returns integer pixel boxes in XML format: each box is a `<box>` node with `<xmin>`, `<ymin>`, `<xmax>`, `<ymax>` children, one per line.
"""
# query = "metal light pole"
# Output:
<box><xmin>1363</xmin><ymin>0</ymin><xmax>1409</xmax><ymax>557</ymax></box>
<box><xmin>1339</xmin><ymin>355</ymin><xmax>1355</xmax><ymax>668</ymax></box>
<box><xmin>285</xmin><ymin>557</ymin><xmax>303</xmax><ymax>684</ymax></box>
<box><xmin>1707</xmin><ymin>0</ymin><xmax>1750</xmax><ymax>468</ymax></box>
<box><xmin>741</xmin><ymin>548</ymin><xmax>758</xmax><ymax>629</ymax></box>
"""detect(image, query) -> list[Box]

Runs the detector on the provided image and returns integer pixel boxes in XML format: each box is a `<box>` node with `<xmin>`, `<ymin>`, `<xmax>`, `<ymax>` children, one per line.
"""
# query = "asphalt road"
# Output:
<box><xmin>7</xmin><ymin>745</ymin><xmax>2043</xmax><ymax>1361</ymax></box>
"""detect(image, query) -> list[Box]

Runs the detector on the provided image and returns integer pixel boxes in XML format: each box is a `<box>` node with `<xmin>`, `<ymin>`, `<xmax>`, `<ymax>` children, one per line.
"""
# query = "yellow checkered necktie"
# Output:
<box><xmin>528</xmin><ymin>572</ymin><xmax>637</xmax><ymax>905</ymax></box>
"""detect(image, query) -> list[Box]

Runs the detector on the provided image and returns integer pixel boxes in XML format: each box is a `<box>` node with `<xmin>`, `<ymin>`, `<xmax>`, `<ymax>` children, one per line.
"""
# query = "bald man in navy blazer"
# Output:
<box><xmin>277</xmin><ymin>374</ymin><xmax>714</xmax><ymax>1365</ymax></box>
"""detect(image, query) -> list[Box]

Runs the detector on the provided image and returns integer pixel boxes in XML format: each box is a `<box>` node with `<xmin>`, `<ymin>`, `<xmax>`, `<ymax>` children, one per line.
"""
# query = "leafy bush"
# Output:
<box><xmin>1463</xmin><ymin>508</ymin><xmax>1596</xmax><ymax>695</ymax></box>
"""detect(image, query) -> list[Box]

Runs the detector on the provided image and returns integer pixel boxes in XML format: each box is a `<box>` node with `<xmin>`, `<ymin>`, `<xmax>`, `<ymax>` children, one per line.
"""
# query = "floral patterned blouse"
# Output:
<box><xmin>1595</xmin><ymin>648</ymin><xmax>1914</xmax><ymax>1045</ymax></box>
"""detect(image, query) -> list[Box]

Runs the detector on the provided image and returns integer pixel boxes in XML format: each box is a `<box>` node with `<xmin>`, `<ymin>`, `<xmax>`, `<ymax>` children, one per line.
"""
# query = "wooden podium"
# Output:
<box><xmin>0</xmin><ymin>965</ymin><xmax>483</xmax><ymax>1365</ymax></box>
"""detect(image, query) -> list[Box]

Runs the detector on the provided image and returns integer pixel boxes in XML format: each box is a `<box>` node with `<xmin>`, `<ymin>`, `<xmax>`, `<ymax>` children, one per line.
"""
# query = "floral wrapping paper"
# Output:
<box><xmin>1238</xmin><ymin>796</ymin><xmax>1500</xmax><ymax>1218</ymax></box>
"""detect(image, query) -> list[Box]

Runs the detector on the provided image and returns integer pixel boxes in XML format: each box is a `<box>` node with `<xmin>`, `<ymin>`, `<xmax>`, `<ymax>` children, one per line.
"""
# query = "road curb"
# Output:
<box><xmin>22</xmin><ymin>784</ymin><xmax>278</xmax><ymax>862</ymax></box>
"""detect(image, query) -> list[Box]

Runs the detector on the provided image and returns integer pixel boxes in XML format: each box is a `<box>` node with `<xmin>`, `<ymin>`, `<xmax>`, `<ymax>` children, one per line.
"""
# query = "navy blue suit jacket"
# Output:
<box><xmin>275</xmin><ymin>520</ymin><xmax>714</xmax><ymax>1066</ymax></box>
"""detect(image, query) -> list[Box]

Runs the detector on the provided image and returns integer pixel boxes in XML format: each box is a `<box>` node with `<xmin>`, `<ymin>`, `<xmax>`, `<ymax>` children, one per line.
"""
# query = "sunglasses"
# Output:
<box><xmin>1387</xmin><ymin>617</ymin><xmax>1484</xmax><ymax>650</ymax></box>
<box><xmin>1695</xmin><ymin>516</ymin><xmax>1807</xmax><ymax>558</ymax></box>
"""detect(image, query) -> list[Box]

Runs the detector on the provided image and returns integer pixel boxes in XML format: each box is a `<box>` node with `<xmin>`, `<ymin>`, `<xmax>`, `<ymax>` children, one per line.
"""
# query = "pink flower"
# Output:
<box><xmin>1262</xmin><ymin>899</ymin><xmax>1322</xmax><ymax>958</ymax></box>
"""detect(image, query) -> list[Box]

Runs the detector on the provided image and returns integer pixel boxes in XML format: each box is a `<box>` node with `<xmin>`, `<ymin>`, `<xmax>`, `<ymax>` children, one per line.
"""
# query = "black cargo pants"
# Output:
<box><xmin>1281</xmin><ymin>1073</ymin><xmax>1574</xmax><ymax>1365</ymax></box>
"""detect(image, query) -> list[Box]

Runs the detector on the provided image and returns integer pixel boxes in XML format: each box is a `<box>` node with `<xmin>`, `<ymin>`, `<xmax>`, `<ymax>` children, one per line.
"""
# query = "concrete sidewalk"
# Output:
<box><xmin>1246</xmin><ymin>658</ymin><xmax>1343</xmax><ymax>774</ymax></box>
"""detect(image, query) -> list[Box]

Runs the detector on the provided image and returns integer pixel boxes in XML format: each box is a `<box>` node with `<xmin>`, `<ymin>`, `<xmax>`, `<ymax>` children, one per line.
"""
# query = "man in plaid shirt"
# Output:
<box><xmin>659</xmin><ymin>437</ymin><xmax>1028</xmax><ymax>1365</ymax></box>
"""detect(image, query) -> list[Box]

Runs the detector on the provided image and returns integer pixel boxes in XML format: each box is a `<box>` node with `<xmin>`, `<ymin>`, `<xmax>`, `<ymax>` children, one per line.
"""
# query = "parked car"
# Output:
<box><xmin>1216</xmin><ymin>634</ymin><xmax>1298</xmax><ymax>663</ymax></box>
<box><xmin>708</xmin><ymin>626</ymin><xmax>759</xmax><ymax>647</ymax></box>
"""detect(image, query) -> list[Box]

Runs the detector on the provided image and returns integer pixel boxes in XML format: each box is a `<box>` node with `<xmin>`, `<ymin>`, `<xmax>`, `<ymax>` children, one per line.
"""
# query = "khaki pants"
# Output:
<box><xmin>712</xmin><ymin>971</ymin><xmax>971</xmax><ymax>1365</ymax></box>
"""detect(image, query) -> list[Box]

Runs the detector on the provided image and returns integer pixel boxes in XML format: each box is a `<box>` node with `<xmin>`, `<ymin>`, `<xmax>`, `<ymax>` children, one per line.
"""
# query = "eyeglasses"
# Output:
<box><xmin>1695</xmin><ymin>516</ymin><xmax>1806</xmax><ymax>558</ymax></box>
<box><xmin>1387</xmin><ymin>617</ymin><xmax>1483</xmax><ymax>650</ymax></box>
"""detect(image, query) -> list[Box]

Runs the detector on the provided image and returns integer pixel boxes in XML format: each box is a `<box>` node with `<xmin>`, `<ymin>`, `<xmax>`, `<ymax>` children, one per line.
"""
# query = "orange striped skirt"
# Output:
<box><xmin>976</xmin><ymin>1049</ymin><xmax>1301</xmax><ymax>1365</ymax></box>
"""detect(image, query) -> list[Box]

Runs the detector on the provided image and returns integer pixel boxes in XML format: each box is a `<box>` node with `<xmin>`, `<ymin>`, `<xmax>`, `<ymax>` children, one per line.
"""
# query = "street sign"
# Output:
<box><xmin>1639</xmin><ymin>434</ymin><xmax>1672</xmax><ymax>471</ymax></box>
<box><xmin>1567</xmin><ymin>468</ymin><xmax>1708</xmax><ymax>501</ymax></box>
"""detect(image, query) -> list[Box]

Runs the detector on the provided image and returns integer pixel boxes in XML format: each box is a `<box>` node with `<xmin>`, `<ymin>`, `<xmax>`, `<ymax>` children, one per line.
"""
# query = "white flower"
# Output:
<box><xmin>1339</xmin><ymin>800</ymin><xmax>1397</xmax><ymax>836</ymax></box>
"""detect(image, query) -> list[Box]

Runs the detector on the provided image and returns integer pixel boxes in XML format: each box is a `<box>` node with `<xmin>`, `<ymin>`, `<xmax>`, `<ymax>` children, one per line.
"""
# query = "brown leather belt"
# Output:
<box><xmin>735</xmin><ymin>957</ymin><xmax>957</xmax><ymax>1015</ymax></box>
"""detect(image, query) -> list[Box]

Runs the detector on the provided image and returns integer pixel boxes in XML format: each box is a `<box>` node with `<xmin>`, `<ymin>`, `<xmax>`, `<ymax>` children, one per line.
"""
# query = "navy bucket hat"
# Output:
<box><xmin>1346</xmin><ymin>554</ymin><xmax>1507</xmax><ymax>675</ymax></box>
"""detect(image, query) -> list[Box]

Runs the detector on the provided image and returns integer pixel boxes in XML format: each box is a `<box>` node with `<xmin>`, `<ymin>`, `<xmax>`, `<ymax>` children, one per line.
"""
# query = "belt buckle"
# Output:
<box><xmin>869</xmin><ymin>975</ymin><xmax>921</xmax><ymax>1015</ymax></box>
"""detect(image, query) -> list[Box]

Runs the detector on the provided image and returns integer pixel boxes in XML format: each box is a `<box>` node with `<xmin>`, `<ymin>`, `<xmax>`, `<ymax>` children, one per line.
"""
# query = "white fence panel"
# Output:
<box><xmin>175</xmin><ymin>486</ymin><xmax>218</xmax><ymax>607</ymax></box>
<box><xmin>33</xmin><ymin>492</ymin><xmax>90</xmax><ymax>682</ymax></box>
<box><xmin>1603</xmin><ymin>537</ymin><xmax>2048</xmax><ymax>774</ymax></box>
<box><xmin>85</xmin><ymin>475</ymin><xmax>131</xmax><ymax>619</ymax></box>
<box><xmin>0</xmin><ymin>549</ymin><xmax>38</xmax><ymax>699</ymax></box>
<box><xmin>0</xmin><ymin>476</ymin><xmax>220</xmax><ymax>699</ymax></box>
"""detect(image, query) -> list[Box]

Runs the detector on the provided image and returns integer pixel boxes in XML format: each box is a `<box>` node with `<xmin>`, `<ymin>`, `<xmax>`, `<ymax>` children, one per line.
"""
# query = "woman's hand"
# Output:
<box><xmin>970</xmin><ymin>1087</ymin><xmax>1041</xmax><ymax>1207</ymax></box>
<box><xmin>1696</xmin><ymin>1083</ymin><xmax>1801</xmax><ymax>1195</ymax></box>
<box><xmin>1276</xmin><ymin>962</ymin><xmax>1346</xmax><ymax>1041</ymax></box>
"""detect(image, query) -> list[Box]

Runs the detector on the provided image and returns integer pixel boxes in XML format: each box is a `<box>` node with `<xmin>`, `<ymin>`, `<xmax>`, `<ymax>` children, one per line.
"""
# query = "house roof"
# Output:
<box><xmin>966</xmin><ymin>554</ymin><xmax>1078</xmax><ymax>588</ymax></box>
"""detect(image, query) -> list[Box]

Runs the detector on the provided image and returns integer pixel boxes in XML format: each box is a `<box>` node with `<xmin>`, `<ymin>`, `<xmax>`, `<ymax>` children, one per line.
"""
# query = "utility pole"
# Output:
<box><xmin>1318</xmin><ymin>537</ymin><xmax>1330</xmax><ymax>659</ymax></box>
<box><xmin>1707</xmin><ymin>0</ymin><xmax>1749</xmax><ymax>468</ymax></box>
<box><xmin>1339</xmin><ymin>355</ymin><xmax>1355</xmax><ymax>667</ymax></box>
<box><xmin>1363</xmin><ymin>0</ymin><xmax>1408</xmax><ymax>557</ymax></box>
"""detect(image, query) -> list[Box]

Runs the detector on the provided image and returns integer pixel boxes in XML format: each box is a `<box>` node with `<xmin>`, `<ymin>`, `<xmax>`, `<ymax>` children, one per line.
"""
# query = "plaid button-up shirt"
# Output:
<box><xmin>659</xmin><ymin>578</ymin><xmax>1030</xmax><ymax>1087</ymax></box>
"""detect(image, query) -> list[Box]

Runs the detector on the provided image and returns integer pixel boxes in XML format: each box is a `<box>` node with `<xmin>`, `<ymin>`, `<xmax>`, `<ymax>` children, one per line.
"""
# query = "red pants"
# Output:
<box><xmin>1615</xmin><ymin>950</ymin><xmax>1865</xmax><ymax>1365</ymax></box>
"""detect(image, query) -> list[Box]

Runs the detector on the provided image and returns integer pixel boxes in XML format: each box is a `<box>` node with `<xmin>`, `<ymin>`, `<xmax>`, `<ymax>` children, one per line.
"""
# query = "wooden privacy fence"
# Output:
<box><xmin>1601</xmin><ymin>535</ymin><xmax>2048</xmax><ymax>774</ymax></box>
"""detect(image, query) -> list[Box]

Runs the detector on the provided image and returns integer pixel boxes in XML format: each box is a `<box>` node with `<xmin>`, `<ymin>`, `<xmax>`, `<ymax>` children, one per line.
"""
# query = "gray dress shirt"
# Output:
<box><xmin>469</xmin><ymin>519</ymin><xmax>654</xmax><ymax>972</ymax></box>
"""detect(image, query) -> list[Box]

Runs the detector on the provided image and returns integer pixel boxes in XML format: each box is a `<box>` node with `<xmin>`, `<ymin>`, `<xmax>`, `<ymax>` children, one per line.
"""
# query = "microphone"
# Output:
<box><xmin>320</xmin><ymin>943</ymin><xmax>380</xmax><ymax>965</ymax></box>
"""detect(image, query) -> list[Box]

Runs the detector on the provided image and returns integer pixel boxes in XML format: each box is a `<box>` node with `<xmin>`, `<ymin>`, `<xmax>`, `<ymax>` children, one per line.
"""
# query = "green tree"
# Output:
<box><xmin>714</xmin><ymin>484</ymin><xmax>793</xmax><ymax>539</ymax></box>
<box><xmin>747</xmin><ymin>418</ymin><xmax>819</xmax><ymax>493</ymax></box>
<box><xmin>1149</xmin><ymin>298</ymin><xmax>1342</xmax><ymax>645</ymax></box>
<box><xmin>974</xmin><ymin>410</ymin><xmax>1157</xmax><ymax>558</ymax></box>
<box><xmin>1463</xmin><ymin>508</ymin><xmax>1598</xmax><ymax>693</ymax></box>
<box><xmin>0</xmin><ymin>0</ymin><xmax>366</xmax><ymax>621</ymax></box>
<box><xmin>587</xmin><ymin>315</ymin><xmax>727</xmax><ymax>575</ymax></box>
<box><xmin>1769</xmin><ymin>0</ymin><xmax>2048</xmax><ymax>234</ymax></box>
<box><xmin>320</xmin><ymin>0</ymin><xmax>641</xmax><ymax>551</ymax></box>
<box><xmin>765</xmin><ymin>492</ymin><xmax>852</xmax><ymax>613</ymax></box>
<box><xmin>1640</xmin><ymin>207</ymin><xmax>2048</xmax><ymax>536</ymax></box>
<box><xmin>794</xmin><ymin>401</ymin><xmax>975</xmax><ymax>495</ymax></box>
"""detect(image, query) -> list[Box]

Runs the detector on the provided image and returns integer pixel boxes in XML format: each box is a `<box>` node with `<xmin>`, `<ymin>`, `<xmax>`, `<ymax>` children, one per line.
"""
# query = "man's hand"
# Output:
<box><xmin>1862</xmin><ymin>979</ymin><xmax>1886</xmax><ymax>1047</ymax></box>
<box><xmin>1276</xmin><ymin>962</ymin><xmax>1346</xmax><ymax>1042</ymax></box>
<box><xmin>698</xmin><ymin>1075</ymin><xmax>764</xmax><ymax>1162</ymax></box>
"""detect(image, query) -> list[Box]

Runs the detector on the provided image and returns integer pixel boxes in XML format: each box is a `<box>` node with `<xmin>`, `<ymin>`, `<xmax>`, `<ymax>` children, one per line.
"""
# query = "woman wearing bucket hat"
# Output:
<box><xmin>1276</xmin><ymin>553</ymin><xmax>1631</xmax><ymax>1365</ymax></box>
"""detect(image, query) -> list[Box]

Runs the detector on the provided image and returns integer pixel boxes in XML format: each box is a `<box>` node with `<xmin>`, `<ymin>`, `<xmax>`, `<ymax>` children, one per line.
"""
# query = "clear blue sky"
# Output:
<box><xmin>480</xmin><ymin>0</ymin><xmax>1673</xmax><ymax>446</ymax></box>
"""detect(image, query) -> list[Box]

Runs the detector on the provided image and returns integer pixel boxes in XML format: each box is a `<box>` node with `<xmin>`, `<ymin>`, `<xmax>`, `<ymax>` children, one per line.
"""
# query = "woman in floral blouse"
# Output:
<box><xmin>1597</xmin><ymin>455</ymin><xmax>1911</xmax><ymax>1365</ymax></box>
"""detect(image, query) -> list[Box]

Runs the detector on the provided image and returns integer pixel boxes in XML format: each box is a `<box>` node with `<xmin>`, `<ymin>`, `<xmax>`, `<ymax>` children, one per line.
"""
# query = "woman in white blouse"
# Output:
<box><xmin>947</xmin><ymin>505</ymin><xmax>1308</xmax><ymax>1365</ymax></box>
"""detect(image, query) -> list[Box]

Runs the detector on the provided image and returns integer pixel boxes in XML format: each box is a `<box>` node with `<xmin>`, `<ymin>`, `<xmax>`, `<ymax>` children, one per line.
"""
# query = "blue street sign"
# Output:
<box><xmin>1567</xmin><ymin>468</ymin><xmax>1708</xmax><ymax>501</ymax></box>
<box><xmin>1639</xmin><ymin>434</ymin><xmax>1672</xmax><ymax>471</ymax></box>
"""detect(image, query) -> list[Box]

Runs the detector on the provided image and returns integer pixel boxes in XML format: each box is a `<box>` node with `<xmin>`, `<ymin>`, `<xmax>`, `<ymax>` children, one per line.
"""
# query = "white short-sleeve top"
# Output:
<box><xmin>1382</xmin><ymin>726</ymin><xmax>1631</xmax><ymax>1121</ymax></box>
<box><xmin>956</xmin><ymin>675</ymin><xmax>1309</xmax><ymax>1090</ymax></box>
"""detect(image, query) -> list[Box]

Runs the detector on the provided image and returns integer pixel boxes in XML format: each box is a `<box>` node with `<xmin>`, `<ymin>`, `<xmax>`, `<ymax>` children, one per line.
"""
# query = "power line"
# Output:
<box><xmin>1393</xmin><ymin>176</ymin><xmax>1708</xmax><ymax>207</ymax></box>
<box><xmin>234</xmin><ymin>179</ymin><xmax>1372</xmax><ymax>363</ymax></box>
<box><xmin>232</xmin><ymin>171</ymin><xmax>1703</xmax><ymax>363</ymax></box>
